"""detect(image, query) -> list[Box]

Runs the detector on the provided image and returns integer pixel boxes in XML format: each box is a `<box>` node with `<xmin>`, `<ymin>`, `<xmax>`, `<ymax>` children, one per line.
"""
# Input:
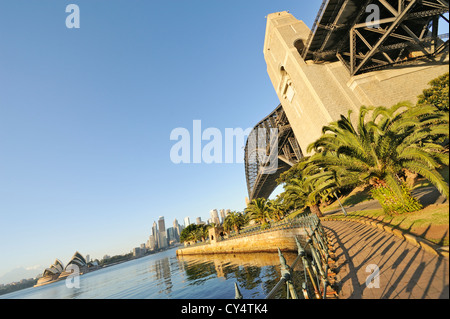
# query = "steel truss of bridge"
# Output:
<box><xmin>244</xmin><ymin>104</ymin><xmax>304</xmax><ymax>201</ymax></box>
<box><xmin>302</xmin><ymin>0</ymin><xmax>449</xmax><ymax>76</ymax></box>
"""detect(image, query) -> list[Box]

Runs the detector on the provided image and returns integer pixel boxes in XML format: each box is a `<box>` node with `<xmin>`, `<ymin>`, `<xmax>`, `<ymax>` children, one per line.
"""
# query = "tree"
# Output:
<box><xmin>267</xmin><ymin>197</ymin><xmax>286</xmax><ymax>221</ymax></box>
<box><xmin>283</xmin><ymin>177</ymin><xmax>325</xmax><ymax>218</ymax></box>
<box><xmin>418</xmin><ymin>73</ymin><xmax>449</xmax><ymax>112</ymax></box>
<box><xmin>196</xmin><ymin>225</ymin><xmax>210</xmax><ymax>242</ymax></box>
<box><xmin>223</xmin><ymin>211</ymin><xmax>246</xmax><ymax>234</ymax></box>
<box><xmin>278</xmin><ymin>157</ymin><xmax>340</xmax><ymax>218</ymax></box>
<box><xmin>245</xmin><ymin>198</ymin><xmax>272</xmax><ymax>224</ymax></box>
<box><xmin>307</xmin><ymin>102</ymin><xmax>449</xmax><ymax>215</ymax></box>
<box><xmin>180</xmin><ymin>224</ymin><xmax>199</xmax><ymax>243</ymax></box>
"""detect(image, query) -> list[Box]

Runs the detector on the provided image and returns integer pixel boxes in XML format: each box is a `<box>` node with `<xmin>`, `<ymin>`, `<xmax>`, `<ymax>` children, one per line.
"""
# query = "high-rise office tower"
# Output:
<box><xmin>147</xmin><ymin>235</ymin><xmax>156</xmax><ymax>251</ymax></box>
<box><xmin>173</xmin><ymin>218</ymin><xmax>180</xmax><ymax>241</ymax></box>
<box><xmin>210</xmin><ymin>209</ymin><xmax>220</xmax><ymax>225</ymax></box>
<box><xmin>158</xmin><ymin>216</ymin><xmax>166</xmax><ymax>233</ymax></box>
<box><xmin>184</xmin><ymin>216</ymin><xmax>191</xmax><ymax>228</ymax></box>
<box><xmin>158</xmin><ymin>216</ymin><xmax>168</xmax><ymax>248</ymax></box>
<box><xmin>219</xmin><ymin>209</ymin><xmax>226</xmax><ymax>224</ymax></box>
<box><xmin>152</xmin><ymin>221</ymin><xmax>159</xmax><ymax>249</ymax></box>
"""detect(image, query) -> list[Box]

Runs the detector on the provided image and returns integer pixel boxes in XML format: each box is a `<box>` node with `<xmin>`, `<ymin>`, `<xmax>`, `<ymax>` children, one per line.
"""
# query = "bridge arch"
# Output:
<box><xmin>244</xmin><ymin>104</ymin><xmax>304</xmax><ymax>201</ymax></box>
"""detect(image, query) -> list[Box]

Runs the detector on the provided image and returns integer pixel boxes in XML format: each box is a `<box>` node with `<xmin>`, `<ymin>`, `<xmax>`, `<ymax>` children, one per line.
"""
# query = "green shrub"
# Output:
<box><xmin>418</xmin><ymin>73</ymin><xmax>449</xmax><ymax>112</ymax></box>
<box><xmin>370</xmin><ymin>183</ymin><xmax>423</xmax><ymax>215</ymax></box>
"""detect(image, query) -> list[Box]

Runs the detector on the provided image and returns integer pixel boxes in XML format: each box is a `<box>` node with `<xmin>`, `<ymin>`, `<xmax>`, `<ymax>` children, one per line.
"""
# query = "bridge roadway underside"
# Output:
<box><xmin>250</xmin><ymin>160</ymin><xmax>292</xmax><ymax>200</ymax></box>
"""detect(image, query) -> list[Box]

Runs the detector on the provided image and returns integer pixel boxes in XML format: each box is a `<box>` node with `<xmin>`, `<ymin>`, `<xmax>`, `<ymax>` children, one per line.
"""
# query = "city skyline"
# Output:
<box><xmin>0</xmin><ymin>208</ymin><xmax>237</xmax><ymax>284</ymax></box>
<box><xmin>0</xmin><ymin>1</ymin><xmax>324</xmax><ymax>284</ymax></box>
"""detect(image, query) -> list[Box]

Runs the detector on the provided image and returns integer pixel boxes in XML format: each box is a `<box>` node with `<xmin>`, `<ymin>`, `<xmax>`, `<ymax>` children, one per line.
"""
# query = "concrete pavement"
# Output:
<box><xmin>323</xmin><ymin>220</ymin><xmax>449</xmax><ymax>299</ymax></box>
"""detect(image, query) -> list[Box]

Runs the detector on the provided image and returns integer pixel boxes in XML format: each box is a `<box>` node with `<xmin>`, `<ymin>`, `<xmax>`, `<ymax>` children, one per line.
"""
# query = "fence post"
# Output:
<box><xmin>278</xmin><ymin>248</ymin><xmax>298</xmax><ymax>299</ymax></box>
<box><xmin>234</xmin><ymin>282</ymin><xmax>243</xmax><ymax>299</ymax></box>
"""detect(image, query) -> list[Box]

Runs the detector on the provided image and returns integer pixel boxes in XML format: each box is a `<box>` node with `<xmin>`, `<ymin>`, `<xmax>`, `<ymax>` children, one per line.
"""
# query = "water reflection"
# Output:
<box><xmin>1</xmin><ymin>250</ymin><xmax>308</xmax><ymax>299</ymax></box>
<box><xmin>151</xmin><ymin>257</ymin><xmax>173</xmax><ymax>295</ymax></box>
<box><xmin>177</xmin><ymin>252</ymin><xmax>305</xmax><ymax>298</ymax></box>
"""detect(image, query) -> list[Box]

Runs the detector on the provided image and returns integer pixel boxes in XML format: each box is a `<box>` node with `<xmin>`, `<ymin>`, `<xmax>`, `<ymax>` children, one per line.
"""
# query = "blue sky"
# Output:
<box><xmin>0</xmin><ymin>0</ymin><xmax>322</xmax><ymax>281</ymax></box>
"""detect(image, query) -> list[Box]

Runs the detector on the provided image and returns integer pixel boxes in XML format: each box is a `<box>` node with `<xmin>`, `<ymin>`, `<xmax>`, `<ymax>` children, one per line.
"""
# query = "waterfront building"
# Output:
<box><xmin>219</xmin><ymin>209</ymin><xmax>225</xmax><ymax>224</ymax></box>
<box><xmin>59</xmin><ymin>251</ymin><xmax>87</xmax><ymax>279</ymax></box>
<box><xmin>184</xmin><ymin>216</ymin><xmax>190</xmax><ymax>227</ymax></box>
<box><xmin>173</xmin><ymin>219</ymin><xmax>181</xmax><ymax>241</ymax></box>
<box><xmin>133</xmin><ymin>247</ymin><xmax>144</xmax><ymax>257</ymax></box>
<box><xmin>35</xmin><ymin>259</ymin><xmax>64</xmax><ymax>287</ymax></box>
<box><xmin>42</xmin><ymin>259</ymin><xmax>64</xmax><ymax>277</ymax></box>
<box><xmin>147</xmin><ymin>235</ymin><xmax>156</xmax><ymax>251</ymax></box>
<box><xmin>159</xmin><ymin>232</ymin><xmax>168</xmax><ymax>248</ymax></box>
<box><xmin>158</xmin><ymin>216</ymin><xmax>166</xmax><ymax>232</ymax></box>
<box><xmin>35</xmin><ymin>252</ymin><xmax>88</xmax><ymax>287</ymax></box>
<box><xmin>210</xmin><ymin>209</ymin><xmax>220</xmax><ymax>225</ymax></box>
<box><xmin>196</xmin><ymin>217</ymin><xmax>202</xmax><ymax>225</ymax></box>
<box><xmin>167</xmin><ymin>227</ymin><xmax>174</xmax><ymax>243</ymax></box>
<box><xmin>152</xmin><ymin>221</ymin><xmax>159</xmax><ymax>249</ymax></box>
<box><xmin>158</xmin><ymin>216</ymin><xmax>168</xmax><ymax>249</ymax></box>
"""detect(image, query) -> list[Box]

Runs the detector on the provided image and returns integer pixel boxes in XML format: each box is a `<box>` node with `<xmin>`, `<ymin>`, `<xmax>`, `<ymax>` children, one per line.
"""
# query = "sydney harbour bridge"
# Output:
<box><xmin>245</xmin><ymin>0</ymin><xmax>449</xmax><ymax>201</ymax></box>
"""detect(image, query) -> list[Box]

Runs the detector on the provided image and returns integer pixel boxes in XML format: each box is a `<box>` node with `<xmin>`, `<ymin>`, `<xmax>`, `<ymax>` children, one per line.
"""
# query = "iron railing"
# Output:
<box><xmin>223</xmin><ymin>211</ymin><xmax>311</xmax><ymax>242</ymax></box>
<box><xmin>234</xmin><ymin>213</ymin><xmax>338</xmax><ymax>299</ymax></box>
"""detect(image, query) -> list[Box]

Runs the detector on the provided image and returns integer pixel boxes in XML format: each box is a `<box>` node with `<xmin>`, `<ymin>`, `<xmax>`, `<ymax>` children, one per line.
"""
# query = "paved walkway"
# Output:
<box><xmin>323</xmin><ymin>220</ymin><xmax>449</xmax><ymax>299</ymax></box>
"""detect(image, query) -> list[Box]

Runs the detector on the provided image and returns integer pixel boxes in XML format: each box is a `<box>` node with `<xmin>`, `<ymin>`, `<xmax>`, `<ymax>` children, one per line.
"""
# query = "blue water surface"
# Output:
<box><xmin>1</xmin><ymin>248</ymin><xmax>303</xmax><ymax>299</ymax></box>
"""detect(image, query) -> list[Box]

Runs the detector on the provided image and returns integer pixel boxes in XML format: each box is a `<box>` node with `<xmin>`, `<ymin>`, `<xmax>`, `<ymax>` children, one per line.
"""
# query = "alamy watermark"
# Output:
<box><xmin>66</xmin><ymin>4</ymin><xmax>80</xmax><ymax>29</ymax></box>
<box><xmin>365</xmin><ymin>264</ymin><xmax>381</xmax><ymax>289</ymax></box>
<box><xmin>366</xmin><ymin>4</ymin><xmax>381</xmax><ymax>29</ymax></box>
<box><xmin>65</xmin><ymin>264</ymin><xmax>81</xmax><ymax>289</ymax></box>
<box><xmin>169</xmin><ymin>120</ymin><xmax>279</xmax><ymax>173</ymax></box>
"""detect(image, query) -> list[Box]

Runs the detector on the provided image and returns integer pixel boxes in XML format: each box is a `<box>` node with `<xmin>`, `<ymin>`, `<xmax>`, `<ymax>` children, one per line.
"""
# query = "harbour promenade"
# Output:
<box><xmin>323</xmin><ymin>220</ymin><xmax>449</xmax><ymax>299</ymax></box>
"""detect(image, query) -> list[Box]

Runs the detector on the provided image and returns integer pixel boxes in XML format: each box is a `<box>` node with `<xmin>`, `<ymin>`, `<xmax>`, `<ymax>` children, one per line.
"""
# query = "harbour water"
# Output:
<box><xmin>1</xmin><ymin>247</ymin><xmax>306</xmax><ymax>299</ymax></box>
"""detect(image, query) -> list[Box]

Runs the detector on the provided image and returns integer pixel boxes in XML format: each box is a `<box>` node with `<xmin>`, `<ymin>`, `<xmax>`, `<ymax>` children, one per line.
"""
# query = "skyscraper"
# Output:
<box><xmin>219</xmin><ymin>209</ymin><xmax>226</xmax><ymax>224</ymax></box>
<box><xmin>210</xmin><ymin>209</ymin><xmax>220</xmax><ymax>225</ymax></box>
<box><xmin>173</xmin><ymin>218</ymin><xmax>181</xmax><ymax>241</ymax></box>
<box><xmin>184</xmin><ymin>216</ymin><xmax>191</xmax><ymax>228</ymax></box>
<box><xmin>152</xmin><ymin>221</ymin><xmax>159</xmax><ymax>249</ymax></box>
<box><xmin>158</xmin><ymin>216</ymin><xmax>166</xmax><ymax>233</ymax></box>
<box><xmin>158</xmin><ymin>216</ymin><xmax>168</xmax><ymax>248</ymax></box>
<box><xmin>147</xmin><ymin>235</ymin><xmax>156</xmax><ymax>251</ymax></box>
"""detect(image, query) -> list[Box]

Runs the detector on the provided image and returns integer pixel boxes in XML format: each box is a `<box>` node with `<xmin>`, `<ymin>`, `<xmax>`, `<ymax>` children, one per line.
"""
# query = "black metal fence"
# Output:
<box><xmin>234</xmin><ymin>213</ymin><xmax>339</xmax><ymax>299</ymax></box>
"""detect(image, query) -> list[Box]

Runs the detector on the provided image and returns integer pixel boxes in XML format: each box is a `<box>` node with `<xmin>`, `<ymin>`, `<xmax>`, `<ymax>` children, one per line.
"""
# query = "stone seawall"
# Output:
<box><xmin>176</xmin><ymin>227</ymin><xmax>308</xmax><ymax>256</ymax></box>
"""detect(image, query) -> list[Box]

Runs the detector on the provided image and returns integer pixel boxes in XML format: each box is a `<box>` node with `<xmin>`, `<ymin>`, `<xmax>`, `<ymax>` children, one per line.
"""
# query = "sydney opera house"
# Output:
<box><xmin>35</xmin><ymin>252</ymin><xmax>91</xmax><ymax>287</ymax></box>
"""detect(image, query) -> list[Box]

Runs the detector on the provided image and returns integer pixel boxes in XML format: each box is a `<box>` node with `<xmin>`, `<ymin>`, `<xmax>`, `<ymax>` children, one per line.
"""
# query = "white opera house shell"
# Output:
<box><xmin>35</xmin><ymin>252</ymin><xmax>88</xmax><ymax>287</ymax></box>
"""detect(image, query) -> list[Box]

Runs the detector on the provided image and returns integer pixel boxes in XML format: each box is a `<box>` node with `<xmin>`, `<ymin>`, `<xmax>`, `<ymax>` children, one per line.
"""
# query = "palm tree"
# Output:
<box><xmin>245</xmin><ymin>198</ymin><xmax>272</xmax><ymax>224</ymax></box>
<box><xmin>195</xmin><ymin>225</ymin><xmax>209</xmax><ymax>242</ymax></box>
<box><xmin>180</xmin><ymin>224</ymin><xmax>199</xmax><ymax>243</ymax></box>
<box><xmin>267</xmin><ymin>197</ymin><xmax>286</xmax><ymax>221</ymax></box>
<box><xmin>307</xmin><ymin>102</ymin><xmax>449</xmax><ymax>214</ymax></box>
<box><xmin>223</xmin><ymin>211</ymin><xmax>246</xmax><ymax>234</ymax></box>
<box><xmin>284</xmin><ymin>177</ymin><xmax>325</xmax><ymax>218</ymax></box>
<box><xmin>278</xmin><ymin>157</ymin><xmax>338</xmax><ymax>218</ymax></box>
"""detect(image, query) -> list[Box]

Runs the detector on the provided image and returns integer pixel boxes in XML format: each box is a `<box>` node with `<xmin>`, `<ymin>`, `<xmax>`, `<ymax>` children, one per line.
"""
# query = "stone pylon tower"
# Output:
<box><xmin>263</xmin><ymin>11</ymin><xmax>448</xmax><ymax>155</ymax></box>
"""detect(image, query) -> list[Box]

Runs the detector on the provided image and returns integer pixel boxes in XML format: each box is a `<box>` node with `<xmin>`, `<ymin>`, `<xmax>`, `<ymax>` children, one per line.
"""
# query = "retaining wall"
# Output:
<box><xmin>176</xmin><ymin>227</ymin><xmax>309</xmax><ymax>256</ymax></box>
